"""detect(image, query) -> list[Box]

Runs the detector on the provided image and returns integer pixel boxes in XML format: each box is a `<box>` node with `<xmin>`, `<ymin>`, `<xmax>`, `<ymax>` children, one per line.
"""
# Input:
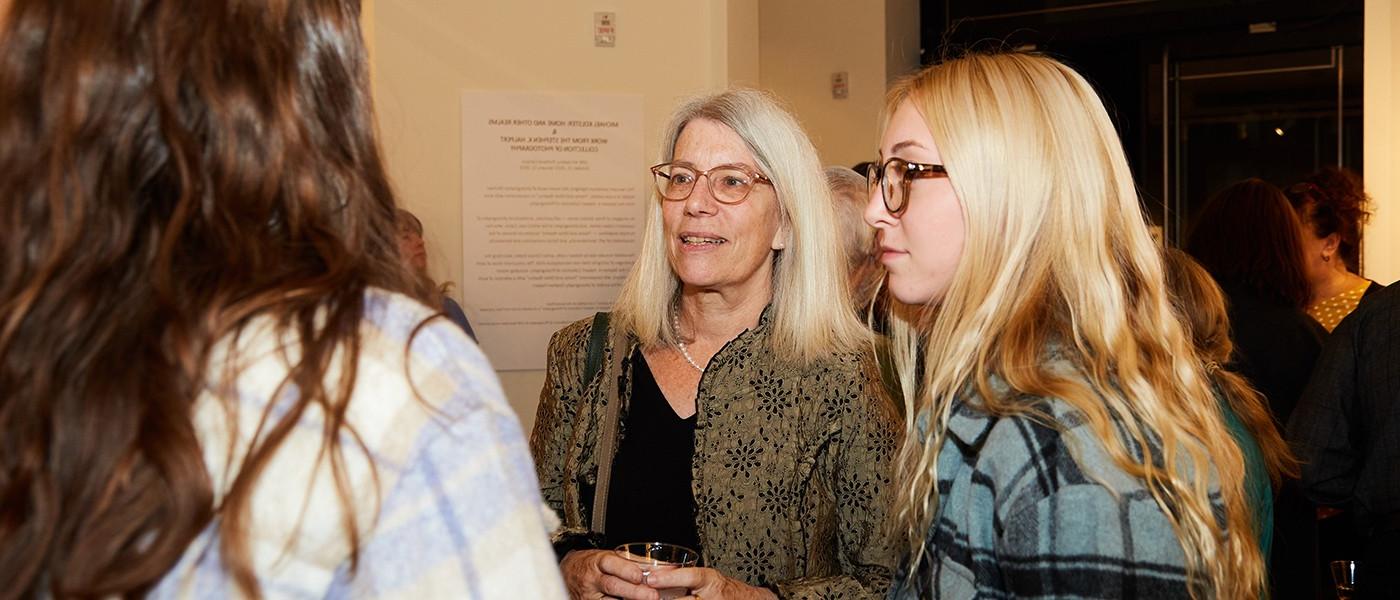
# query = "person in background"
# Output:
<box><xmin>532</xmin><ymin>89</ymin><xmax>897</xmax><ymax>600</ymax></box>
<box><xmin>825</xmin><ymin>165</ymin><xmax>882</xmax><ymax>313</ymax></box>
<box><xmin>1161</xmin><ymin>247</ymin><xmax>1301</xmax><ymax>561</ymax></box>
<box><xmin>823</xmin><ymin>163</ymin><xmax>901</xmax><ymax>413</ymax></box>
<box><xmin>1284</xmin><ymin>167</ymin><xmax>1385</xmax><ymax>598</ymax></box>
<box><xmin>1186</xmin><ymin>177</ymin><xmax>1325</xmax><ymax>597</ymax></box>
<box><xmin>0</xmin><ymin>1</ymin><xmax>563</xmax><ymax>597</ymax></box>
<box><xmin>397</xmin><ymin>208</ymin><xmax>477</xmax><ymax>340</ymax></box>
<box><xmin>851</xmin><ymin>161</ymin><xmax>875</xmax><ymax>178</ymax></box>
<box><xmin>868</xmin><ymin>52</ymin><xmax>1263</xmax><ymax>598</ymax></box>
<box><xmin>1284</xmin><ymin>167</ymin><xmax>1384</xmax><ymax>332</ymax></box>
<box><xmin>1289</xmin><ymin>283</ymin><xmax>1400</xmax><ymax>598</ymax></box>
<box><xmin>828</xmin><ymin>165</ymin><xmax>902</xmax><ymax>411</ymax></box>
<box><xmin>1186</xmin><ymin>178</ymin><xmax>1323</xmax><ymax>426</ymax></box>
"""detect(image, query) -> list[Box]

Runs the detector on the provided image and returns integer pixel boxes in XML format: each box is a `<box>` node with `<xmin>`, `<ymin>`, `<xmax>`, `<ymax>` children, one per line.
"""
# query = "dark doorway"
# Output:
<box><xmin>920</xmin><ymin>0</ymin><xmax>1364</xmax><ymax>244</ymax></box>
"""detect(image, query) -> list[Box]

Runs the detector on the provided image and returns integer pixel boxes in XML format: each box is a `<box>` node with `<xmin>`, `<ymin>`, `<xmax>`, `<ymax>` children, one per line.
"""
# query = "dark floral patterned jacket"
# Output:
<box><xmin>530</xmin><ymin>308</ymin><xmax>899</xmax><ymax>599</ymax></box>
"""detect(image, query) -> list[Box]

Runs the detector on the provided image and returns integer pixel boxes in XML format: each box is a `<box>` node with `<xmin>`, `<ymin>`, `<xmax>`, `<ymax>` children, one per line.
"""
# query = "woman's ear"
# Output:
<box><xmin>1322</xmin><ymin>232</ymin><xmax>1341</xmax><ymax>254</ymax></box>
<box><xmin>771</xmin><ymin>201</ymin><xmax>791</xmax><ymax>251</ymax></box>
<box><xmin>771</xmin><ymin>221</ymin><xmax>791</xmax><ymax>251</ymax></box>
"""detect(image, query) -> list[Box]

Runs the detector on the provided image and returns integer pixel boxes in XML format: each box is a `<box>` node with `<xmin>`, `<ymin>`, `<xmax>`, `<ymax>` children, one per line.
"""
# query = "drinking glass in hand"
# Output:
<box><xmin>1331</xmin><ymin>560</ymin><xmax>1358</xmax><ymax>600</ymax></box>
<box><xmin>615</xmin><ymin>542</ymin><xmax>700</xmax><ymax>600</ymax></box>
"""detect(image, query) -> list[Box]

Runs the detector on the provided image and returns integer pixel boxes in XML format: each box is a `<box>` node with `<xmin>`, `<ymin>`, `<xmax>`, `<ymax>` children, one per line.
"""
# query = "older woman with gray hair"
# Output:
<box><xmin>531</xmin><ymin>90</ymin><xmax>897</xmax><ymax>600</ymax></box>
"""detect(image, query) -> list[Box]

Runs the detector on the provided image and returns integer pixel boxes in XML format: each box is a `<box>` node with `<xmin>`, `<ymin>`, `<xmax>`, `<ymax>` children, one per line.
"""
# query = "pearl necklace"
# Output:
<box><xmin>670</xmin><ymin>303</ymin><xmax>705</xmax><ymax>373</ymax></box>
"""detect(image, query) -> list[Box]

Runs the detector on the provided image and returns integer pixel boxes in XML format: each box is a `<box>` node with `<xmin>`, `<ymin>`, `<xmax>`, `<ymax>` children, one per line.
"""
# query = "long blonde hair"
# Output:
<box><xmin>885</xmin><ymin>53</ymin><xmax>1262</xmax><ymax>598</ymax></box>
<box><xmin>613</xmin><ymin>89</ymin><xmax>865</xmax><ymax>362</ymax></box>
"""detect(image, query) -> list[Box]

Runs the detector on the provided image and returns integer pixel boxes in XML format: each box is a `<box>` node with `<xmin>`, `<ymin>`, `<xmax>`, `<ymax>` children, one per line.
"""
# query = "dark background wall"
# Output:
<box><xmin>918</xmin><ymin>0</ymin><xmax>1364</xmax><ymax>243</ymax></box>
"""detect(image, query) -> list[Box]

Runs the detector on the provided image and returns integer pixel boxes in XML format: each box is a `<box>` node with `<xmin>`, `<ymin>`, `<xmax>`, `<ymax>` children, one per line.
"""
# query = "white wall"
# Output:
<box><xmin>369</xmin><ymin>1</ymin><xmax>758</xmax><ymax>430</ymax></box>
<box><xmin>727</xmin><ymin>0</ymin><xmax>762</xmax><ymax>87</ymax></box>
<box><xmin>757</xmin><ymin>0</ymin><xmax>890</xmax><ymax>168</ymax></box>
<box><xmin>1365</xmin><ymin>0</ymin><xmax>1400</xmax><ymax>285</ymax></box>
<box><xmin>753</xmin><ymin>0</ymin><xmax>920</xmax><ymax>168</ymax></box>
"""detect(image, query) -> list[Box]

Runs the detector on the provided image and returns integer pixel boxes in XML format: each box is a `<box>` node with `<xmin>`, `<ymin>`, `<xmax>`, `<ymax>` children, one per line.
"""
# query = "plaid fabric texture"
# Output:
<box><xmin>890</xmin><ymin>386</ymin><xmax>1216</xmax><ymax>599</ymax></box>
<box><xmin>1289</xmin><ymin>282</ymin><xmax>1400</xmax><ymax>521</ymax></box>
<box><xmin>152</xmin><ymin>289</ymin><xmax>565</xmax><ymax>599</ymax></box>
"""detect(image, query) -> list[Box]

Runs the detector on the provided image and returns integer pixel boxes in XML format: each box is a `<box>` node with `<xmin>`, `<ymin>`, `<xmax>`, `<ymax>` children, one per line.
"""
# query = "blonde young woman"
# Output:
<box><xmin>864</xmin><ymin>53</ymin><xmax>1263</xmax><ymax>598</ymax></box>
<box><xmin>532</xmin><ymin>90</ymin><xmax>897</xmax><ymax>600</ymax></box>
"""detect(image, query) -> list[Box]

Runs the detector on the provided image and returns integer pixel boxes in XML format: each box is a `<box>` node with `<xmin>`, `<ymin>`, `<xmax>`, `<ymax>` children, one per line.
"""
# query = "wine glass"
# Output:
<box><xmin>1331</xmin><ymin>560</ymin><xmax>1358</xmax><ymax>600</ymax></box>
<box><xmin>615</xmin><ymin>542</ymin><xmax>700</xmax><ymax>600</ymax></box>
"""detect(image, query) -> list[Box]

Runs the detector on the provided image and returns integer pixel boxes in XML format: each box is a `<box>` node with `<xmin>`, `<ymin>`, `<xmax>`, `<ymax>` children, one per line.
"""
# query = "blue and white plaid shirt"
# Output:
<box><xmin>153</xmin><ymin>290</ymin><xmax>566</xmax><ymax>599</ymax></box>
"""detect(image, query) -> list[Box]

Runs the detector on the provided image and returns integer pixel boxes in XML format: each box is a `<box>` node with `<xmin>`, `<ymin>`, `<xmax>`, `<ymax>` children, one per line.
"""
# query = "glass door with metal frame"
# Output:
<box><xmin>1147</xmin><ymin>45</ymin><xmax>1362</xmax><ymax>244</ymax></box>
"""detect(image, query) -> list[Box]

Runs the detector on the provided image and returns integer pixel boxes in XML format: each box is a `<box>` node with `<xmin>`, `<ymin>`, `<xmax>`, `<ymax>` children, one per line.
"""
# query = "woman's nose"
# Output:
<box><xmin>683</xmin><ymin>175</ymin><xmax>719</xmax><ymax>216</ymax></box>
<box><xmin>865</xmin><ymin>183</ymin><xmax>894</xmax><ymax>229</ymax></box>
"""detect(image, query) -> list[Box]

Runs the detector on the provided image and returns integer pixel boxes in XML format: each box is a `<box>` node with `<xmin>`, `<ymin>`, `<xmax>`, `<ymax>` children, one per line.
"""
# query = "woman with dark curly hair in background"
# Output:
<box><xmin>1285</xmin><ymin>167</ymin><xmax>1386</xmax><ymax>332</ymax></box>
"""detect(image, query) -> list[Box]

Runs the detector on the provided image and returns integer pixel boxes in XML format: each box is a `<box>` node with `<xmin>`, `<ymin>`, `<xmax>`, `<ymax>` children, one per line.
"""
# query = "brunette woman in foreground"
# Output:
<box><xmin>0</xmin><ymin>1</ymin><xmax>563</xmax><ymax>597</ymax></box>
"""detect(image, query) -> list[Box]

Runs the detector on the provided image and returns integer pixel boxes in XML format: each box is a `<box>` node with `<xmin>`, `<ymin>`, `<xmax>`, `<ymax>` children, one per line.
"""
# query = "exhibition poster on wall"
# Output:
<box><xmin>461</xmin><ymin>91</ymin><xmax>644</xmax><ymax>370</ymax></box>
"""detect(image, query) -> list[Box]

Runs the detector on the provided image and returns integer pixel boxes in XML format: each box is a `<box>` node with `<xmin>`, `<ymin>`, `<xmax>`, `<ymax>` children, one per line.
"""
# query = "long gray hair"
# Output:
<box><xmin>612</xmin><ymin>89</ymin><xmax>865</xmax><ymax>363</ymax></box>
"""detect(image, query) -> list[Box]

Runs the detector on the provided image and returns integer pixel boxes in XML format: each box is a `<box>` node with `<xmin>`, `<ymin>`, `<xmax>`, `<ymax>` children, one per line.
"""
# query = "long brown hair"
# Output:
<box><xmin>1186</xmin><ymin>178</ymin><xmax>1312</xmax><ymax>308</ymax></box>
<box><xmin>1161</xmin><ymin>248</ymin><xmax>1300</xmax><ymax>488</ymax></box>
<box><xmin>0</xmin><ymin>0</ymin><xmax>423</xmax><ymax>596</ymax></box>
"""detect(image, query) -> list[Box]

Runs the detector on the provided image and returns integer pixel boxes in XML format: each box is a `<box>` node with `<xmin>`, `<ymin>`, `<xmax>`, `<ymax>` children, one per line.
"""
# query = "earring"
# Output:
<box><xmin>1323</xmin><ymin>254</ymin><xmax>1331</xmax><ymax>263</ymax></box>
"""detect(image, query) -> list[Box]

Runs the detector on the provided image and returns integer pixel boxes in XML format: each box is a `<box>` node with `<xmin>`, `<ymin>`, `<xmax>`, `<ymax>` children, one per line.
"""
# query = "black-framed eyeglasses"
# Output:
<box><xmin>651</xmin><ymin>162</ymin><xmax>773</xmax><ymax>205</ymax></box>
<box><xmin>866</xmin><ymin>157</ymin><xmax>948</xmax><ymax>216</ymax></box>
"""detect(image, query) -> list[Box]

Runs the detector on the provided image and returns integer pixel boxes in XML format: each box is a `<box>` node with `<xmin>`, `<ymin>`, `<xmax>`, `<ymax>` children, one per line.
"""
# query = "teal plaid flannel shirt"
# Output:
<box><xmin>890</xmin><ymin>382</ymin><xmax>1222</xmax><ymax>599</ymax></box>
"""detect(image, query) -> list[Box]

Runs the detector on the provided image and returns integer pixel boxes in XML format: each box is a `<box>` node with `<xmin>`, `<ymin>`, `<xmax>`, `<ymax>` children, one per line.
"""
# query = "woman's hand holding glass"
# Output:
<box><xmin>559</xmin><ymin>544</ymin><xmax>776</xmax><ymax>600</ymax></box>
<box><xmin>613</xmin><ymin>543</ymin><xmax>699</xmax><ymax>600</ymax></box>
<box><xmin>560</xmin><ymin>549</ymin><xmax>660</xmax><ymax>600</ymax></box>
<box><xmin>643</xmin><ymin>567</ymin><xmax>778</xmax><ymax>600</ymax></box>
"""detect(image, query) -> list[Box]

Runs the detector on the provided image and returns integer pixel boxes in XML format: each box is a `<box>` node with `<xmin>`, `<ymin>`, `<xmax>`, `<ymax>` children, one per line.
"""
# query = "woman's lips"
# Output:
<box><xmin>879</xmin><ymin>246</ymin><xmax>906</xmax><ymax>262</ymax></box>
<box><xmin>679</xmin><ymin>232</ymin><xmax>728</xmax><ymax>251</ymax></box>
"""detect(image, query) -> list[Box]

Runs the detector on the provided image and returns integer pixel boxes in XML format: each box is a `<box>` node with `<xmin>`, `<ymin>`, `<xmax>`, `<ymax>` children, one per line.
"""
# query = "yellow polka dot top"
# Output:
<box><xmin>1307</xmin><ymin>282</ymin><xmax>1371</xmax><ymax>332</ymax></box>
